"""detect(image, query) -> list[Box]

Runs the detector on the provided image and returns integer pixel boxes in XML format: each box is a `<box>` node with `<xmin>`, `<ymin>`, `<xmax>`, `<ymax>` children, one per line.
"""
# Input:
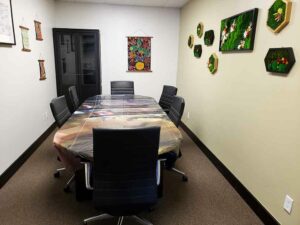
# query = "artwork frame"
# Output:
<box><xmin>188</xmin><ymin>35</ymin><xmax>194</xmax><ymax>48</ymax></box>
<box><xmin>264</xmin><ymin>47</ymin><xmax>295</xmax><ymax>74</ymax></box>
<box><xmin>19</xmin><ymin>26</ymin><xmax>31</xmax><ymax>52</ymax></box>
<box><xmin>38</xmin><ymin>59</ymin><xmax>46</xmax><ymax>80</ymax></box>
<box><xmin>0</xmin><ymin>0</ymin><xmax>16</xmax><ymax>45</ymax></box>
<box><xmin>127</xmin><ymin>36</ymin><xmax>152</xmax><ymax>72</ymax></box>
<box><xmin>34</xmin><ymin>20</ymin><xmax>43</xmax><ymax>41</ymax></box>
<box><xmin>208</xmin><ymin>53</ymin><xmax>218</xmax><ymax>74</ymax></box>
<box><xmin>219</xmin><ymin>8</ymin><xmax>259</xmax><ymax>52</ymax></box>
<box><xmin>204</xmin><ymin>30</ymin><xmax>215</xmax><ymax>46</ymax></box>
<box><xmin>267</xmin><ymin>0</ymin><xmax>292</xmax><ymax>33</ymax></box>
<box><xmin>197</xmin><ymin>22</ymin><xmax>204</xmax><ymax>38</ymax></box>
<box><xmin>193</xmin><ymin>45</ymin><xmax>202</xmax><ymax>58</ymax></box>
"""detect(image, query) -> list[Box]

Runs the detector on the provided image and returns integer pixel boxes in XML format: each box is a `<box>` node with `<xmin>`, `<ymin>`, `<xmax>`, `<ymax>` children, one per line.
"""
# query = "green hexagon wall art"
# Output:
<box><xmin>204</xmin><ymin>30</ymin><xmax>215</xmax><ymax>46</ymax></box>
<box><xmin>264</xmin><ymin>47</ymin><xmax>295</xmax><ymax>74</ymax></box>
<box><xmin>193</xmin><ymin>45</ymin><xmax>202</xmax><ymax>58</ymax></box>
<box><xmin>188</xmin><ymin>35</ymin><xmax>194</xmax><ymax>48</ymax></box>
<box><xmin>197</xmin><ymin>22</ymin><xmax>204</xmax><ymax>38</ymax></box>
<box><xmin>208</xmin><ymin>53</ymin><xmax>218</xmax><ymax>74</ymax></box>
<box><xmin>267</xmin><ymin>0</ymin><xmax>292</xmax><ymax>33</ymax></box>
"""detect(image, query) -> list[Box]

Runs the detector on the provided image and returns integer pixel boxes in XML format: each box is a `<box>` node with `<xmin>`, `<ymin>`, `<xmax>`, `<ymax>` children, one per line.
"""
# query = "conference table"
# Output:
<box><xmin>53</xmin><ymin>95</ymin><xmax>183</xmax><ymax>171</ymax></box>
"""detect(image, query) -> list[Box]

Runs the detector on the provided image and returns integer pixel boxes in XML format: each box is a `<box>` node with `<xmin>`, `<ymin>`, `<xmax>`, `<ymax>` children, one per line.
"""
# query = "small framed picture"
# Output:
<box><xmin>0</xmin><ymin>0</ymin><xmax>16</xmax><ymax>45</ymax></box>
<box><xmin>34</xmin><ymin>20</ymin><xmax>43</xmax><ymax>41</ymax></box>
<box><xmin>19</xmin><ymin>26</ymin><xmax>31</xmax><ymax>52</ymax></box>
<box><xmin>38</xmin><ymin>60</ymin><xmax>46</xmax><ymax>80</ymax></box>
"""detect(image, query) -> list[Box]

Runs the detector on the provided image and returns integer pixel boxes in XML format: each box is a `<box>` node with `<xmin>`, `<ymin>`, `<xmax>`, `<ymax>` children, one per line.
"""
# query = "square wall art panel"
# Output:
<box><xmin>219</xmin><ymin>8</ymin><xmax>258</xmax><ymax>52</ymax></box>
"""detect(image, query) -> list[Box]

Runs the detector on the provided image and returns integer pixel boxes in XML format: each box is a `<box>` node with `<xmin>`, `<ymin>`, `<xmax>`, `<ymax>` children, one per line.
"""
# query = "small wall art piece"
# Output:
<box><xmin>127</xmin><ymin>36</ymin><xmax>152</xmax><ymax>72</ymax></box>
<box><xmin>38</xmin><ymin>60</ymin><xmax>46</xmax><ymax>80</ymax></box>
<box><xmin>208</xmin><ymin>53</ymin><xmax>218</xmax><ymax>74</ymax></box>
<box><xmin>19</xmin><ymin>26</ymin><xmax>30</xmax><ymax>52</ymax></box>
<box><xmin>267</xmin><ymin>0</ymin><xmax>292</xmax><ymax>33</ymax></box>
<box><xmin>264</xmin><ymin>47</ymin><xmax>295</xmax><ymax>74</ymax></box>
<box><xmin>219</xmin><ymin>8</ymin><xmax>258</xmax><ymax>52</ymax></box>
<box><xmin>193</xmin><ymin>45</ymin><xmax>202</xmax><ymax>58</ymax></box>
<box><xmin>34</xmin><ymin>20</ymin><xmax>43</xmax><ymax>40</ymax></box>
<box><xmin>204</xmin><ymin>30</ymin><xmax>215</xmax><ymax>46</ymax></box>
<box><xmin>0</xmin><ymin>0</ymin><xmax>16</xmax><ymax>45</ymax></box>
<box><xmin>188</xmin><ymin>35</ymin><xmax>194</xmax><ymax>48</ymax></box>
<box><xmin>197</xmin><ymin>22</ymin><xmax>204</xmax><ymax>38</ymax></box>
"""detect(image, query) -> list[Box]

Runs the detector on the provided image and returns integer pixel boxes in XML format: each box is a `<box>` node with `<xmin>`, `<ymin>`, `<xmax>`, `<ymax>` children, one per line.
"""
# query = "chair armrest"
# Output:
<box><xmin>82</xmin><ymin>162</ymin><xmax>93</xmax><ymax>190</ymax></box>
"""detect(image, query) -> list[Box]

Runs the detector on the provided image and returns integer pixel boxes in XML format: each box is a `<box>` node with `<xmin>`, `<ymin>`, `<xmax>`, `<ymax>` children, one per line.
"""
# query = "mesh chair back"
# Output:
<box><xmin>50</xmin><ymin>96</ymin><xmax>71</xmax><ymax>127</ymax></box>
<box><xmin>111</xmin><ymin>81</ymin><xmax>134</xmax><ymax>95</ymax></box>
<box><xmin>168</xmin><ymin>96</ymin><xmax>185</xmax><ymax>127</ymax></box>
<box><xmin>93</xmin><ymin>127</ymin><xmax>160</xmax><ymax>215</ymax></box>
<box><xmin>68</xmin><ymin>86</ymin><xmax>80</xmax><ymax>111</ymax></box>
<box><xmin>159</xmin><ymin>85</ymin><xmax>177</xmax><ymax>111</ymax></box>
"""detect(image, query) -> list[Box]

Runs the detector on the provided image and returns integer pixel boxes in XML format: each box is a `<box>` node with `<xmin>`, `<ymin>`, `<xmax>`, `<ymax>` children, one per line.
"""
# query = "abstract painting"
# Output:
<box><xmin>34</xmin><ymin>20</ymin><xmax>43</xmax><ymax>40</ymax></box>
<box><xmin>193</xmin><ymin>45</ymin><xmax>202</xmax><ymax>58</ymax></box>
<box><xmin>19</xmin><ymin>26</ymin><xmax>30</xmax><ymax>52</ymax></box>
<box><xmin>264</xmin><ymin>48</ymin><xmax>295</xmax><ymax>74</ymax></box>
<box><xmin>219</xmin><ymin>8</ymin><xmax>258</xmax><ymax>52</ymax></box>
<box><xmin>204</xmin><ymin>30</ymin><xmax>215</xmax><ymax>46</ymax></box>
<box><xmin>267</xmin><ymin>0</ymin><xmax>292</xmax><ymax>33</ymax></box>
<box><xmin>128</xmin><ymin>36</ymin><xmax>151</xmax><ymax>72</ymax></box>
<box><xmin>197</xmin><ymin>22</ymin><xmax>204</xmax><ymax>38</ymax></box>
<box><xmin>38</xmin><ymin>60</ymin><xmax>46</xmax><ymax>80</ymax></box>
<box><xmin>208</xmin><ymin>53</ymin><xmax>218</xmax><ymax>74</ymax></box>
<box><xmin>188</xmin><ymin>35</ymin><xmax>194</xmax><ymax>48</ymax></box>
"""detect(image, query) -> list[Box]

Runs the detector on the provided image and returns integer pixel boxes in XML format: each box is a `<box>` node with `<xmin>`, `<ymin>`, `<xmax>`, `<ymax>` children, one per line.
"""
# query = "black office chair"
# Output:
<box><xmin>163</xmin><ymin>96</ymin><xmax>188</xmax><ymax>181</ymax></box>
<box><xmin>68</xmin><ymin>86</ymin><xmax>80</xmax><ymax>112</ymax></box>
<box><xmin>50</xmin><ymin>96</ymin><xmax>75</xmax><ymax>192</ymax></box>
<box><xmin>82</xmin><ymin>127</ymin><xmax>161</xmax><ymax>225</ymax></box>
<box><xmin>111</xmin><ymin>81</ymin><xmax>134</xmax><ymax>95</ymax></box>
<box><xmin>159</xmin><ymin>85</ymin><xmax>177</xmax><ymax>114</ymax></box>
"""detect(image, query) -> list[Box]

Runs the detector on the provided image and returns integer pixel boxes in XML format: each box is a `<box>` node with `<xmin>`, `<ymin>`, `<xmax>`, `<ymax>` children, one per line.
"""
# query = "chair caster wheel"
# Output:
<box><xmin>64</xmin><ymin>186</ymin><xmax>71</xmax><ymax>193</ymax></box>
<box><xmin>182</xmin><ymin>175</ymin><xmax>188</xmax><ymax>182</ymax></box>
<box><xmin>54</xmin><ymin>171</ymin><xmax>60</xmax><ymax>178</ymax></box>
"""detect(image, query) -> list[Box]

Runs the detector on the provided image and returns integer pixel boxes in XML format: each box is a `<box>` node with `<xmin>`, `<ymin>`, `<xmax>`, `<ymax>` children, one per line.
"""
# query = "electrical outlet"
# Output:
<box><xmin>283</xmin><ymin>195</ymin><xmax>293</xmax><ymax>214</ymax></box>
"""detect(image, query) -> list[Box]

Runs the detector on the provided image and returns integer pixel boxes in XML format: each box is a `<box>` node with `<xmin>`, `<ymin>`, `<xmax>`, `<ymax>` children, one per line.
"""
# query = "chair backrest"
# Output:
<box><xmin>168</xmin><ymin>96</ymin><xmax>185</xmax><ymax>127</ymax></box>
<box><xmin>68</xmin><ymin>86</ymin><xmax>80</xmax><ymax>111</ymax></box>
<box><xmin>50</xmin><ymin>96</ymin><xmax>71</xmax><ymax>127</ymax></box>
<box><xmin>111</xmin><ymin>81</ymin><xmax>134</xmax><ymax>95</ymax></box>
<box><xmin>93</xmin><ymin>127</ymin><xmax>160</xmax><ymax>215</ymax></box>
<box><xmin>159</xmin><ymin>85</ymin><xmax>178</xmax><ymax>111</ymax></box>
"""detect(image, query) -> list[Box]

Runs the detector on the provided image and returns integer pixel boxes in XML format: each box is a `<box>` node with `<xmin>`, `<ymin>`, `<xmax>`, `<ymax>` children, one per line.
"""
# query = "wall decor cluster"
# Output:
<box><xmin>127</xmin><ymin>36</ymin><xmax>152</xmax><ymax>72</ymax></box>
<box><xmin>197</xmin><ymin>22</ymin><xmax>204</xmax><ymax>38</ymax></box>
<box><xmin>34</xmin><ymin>20</ymin><xmax>43</xmax><ymax>40</ymax></box>
<box><xmin>264</xmin><ymin>47</ymin><xmax>295</xmax><ymax>74</ymax></box>
<box><xmin>267</xmin><ymin>0</ymin><xmax>292</xmax><ymax>33</ymax></box>
<box><xmin>204</xmin><ymin>30</ymin><xmax>215</xmax><ymax>46</ymax></box>
<box><xmin>38</xmin><ymin>59</ymin><xmax>46</xmax><ymax>80</ymax></box>
<box><xmin>0</xmin><ymin>0</ymin><xmax>15</xmax><ymax>45</ymax></box>
<box><xmin>208</xmin><ymin>53</ymin><xmax>218</xmax><ymax>74</ymax></box>
<box><xmin>194</xmin><ymin>45</ymin><xmax>202</xmax><ymax>58</ymax></box>
<box><xmin>219</xmin><ymin>8</ymin><xmax>259</xmax><ymax>52</ymax></box>
<box><xmin>19</xmin><ymin>26</ymin><xmax>31</xmax><ymax>52</ymax></box>
<box><xmin>188</xmin><ymin>35</ymin><xmax>194</xmax><ymax>48</ymax></box>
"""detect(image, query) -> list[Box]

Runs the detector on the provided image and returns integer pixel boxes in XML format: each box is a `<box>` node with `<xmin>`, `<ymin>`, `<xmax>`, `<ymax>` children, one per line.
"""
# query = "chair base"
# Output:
<box><xmin>170</xmin><ymin>167</ymin><xmax>188</xmax><ymax>182</ymax></box>
<box><xmin>83</xmin><ymin>213</ymin><xmax>153</xmax><ymax>225</ymax></box>
<box><xmin>54</xmin><ymin>168</ymin><xmax>75</xmax><ymax>192</ymax></box>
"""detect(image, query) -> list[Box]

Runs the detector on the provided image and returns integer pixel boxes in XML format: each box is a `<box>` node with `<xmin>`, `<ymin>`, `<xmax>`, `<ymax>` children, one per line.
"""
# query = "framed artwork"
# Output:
<box><xmin>204</xmin><ymin>30</ymin><xmax>215</xmax><ymax>46</ymax></box>
<box><xmin>0</xmin><ymin>0</ymin><xmax>16</xmax><ymax>45</ymax></box>
<box><xmin>267</xmin><ymin>0</ymin><xmax>292</xmax><ymax>33</ymax></box>
<box><xmin>127</xmin><ymin>36</ymin><xmax>152</xmax><ymax>72</ymax></box>
<box><xmin>19</xmin><ymin>26</ymin><xmax>30</xmax><ymax>52</ymax></box>
<box><xmin>38</xmin><ymin>60</ymin><xmax>46</xmax><ymax>80</ymax></box>
<box><xmin>188</xmin><ymin>35</ymin><xmax>194</xmax><ymax>48</ymax></box>
<box><xmin>219</xmin><ymin>8</ymin><xmax>259</xmax><ymax>52</ymax></box>
<box><xmin>34</xmin><ymin>20</ymin><xmax>43</xmax><ymax>40</ymax></box>
<box><xmin>208</xmin><ymin>53</ymin><xmax>218</xmax><ymax>74</ymax></box>
<box><xmin>197</xmin><ymin>22</ymin><xmax>204</xmax><ymax>38</ymax></box>
<box><xmin>193</xmin><ymin>45</ymin><xmax>202</xmax><ymax>58</ymax></box>
<box><xmin>264</xmin><ymin>48</ymin><xmax>295</xmax><ymax>74</ymax></box>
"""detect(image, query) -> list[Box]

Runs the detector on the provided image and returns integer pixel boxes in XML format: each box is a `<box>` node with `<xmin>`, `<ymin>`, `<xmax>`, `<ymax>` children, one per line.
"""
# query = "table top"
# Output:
<box><xmin>53</xmin><ymin>95</ymin><xmax>183</xmax><ymax>160</ymax></box>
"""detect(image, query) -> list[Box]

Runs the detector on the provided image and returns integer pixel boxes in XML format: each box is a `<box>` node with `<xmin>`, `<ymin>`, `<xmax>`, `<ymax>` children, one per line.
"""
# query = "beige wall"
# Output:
<box><xmin>177</xmin><ymin>0</ymin><xmax>300</xmax><ymax>224</ymax></box>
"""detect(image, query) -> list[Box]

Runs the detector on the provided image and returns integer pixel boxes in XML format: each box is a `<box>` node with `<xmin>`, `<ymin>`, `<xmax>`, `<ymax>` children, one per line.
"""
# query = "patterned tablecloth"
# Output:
<box><xmin>53</xmin><ymin>95</ymin><xmax>183</xmax><ymax>161</ymax></box>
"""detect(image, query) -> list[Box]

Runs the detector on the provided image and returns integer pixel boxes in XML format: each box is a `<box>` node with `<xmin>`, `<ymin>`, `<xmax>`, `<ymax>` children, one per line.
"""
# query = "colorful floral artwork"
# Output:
<box><xmin>264</xmin><ymin>48</ymin><xmax>295</xmax><ymax>74</ymax></box>
<box><xmin>219</xmin><ymin>8</ymin><xmax>258</xmax><ymax>52</ymax></box>
<box><xmin>188</xmin><ymin>35</ymin><xmax>194</xmax><ymax>48</ymax></box>
<box><xmin>208</xmin><ymin>53</ymin><xmax>218</xmax><ymax>74</ymax></box>
<box><xmin>267</xmin><ymin>0</ymin><xmax>292</xmax><ymax>33</ymax></box>
<box><xmin>193</xmin><ymin>45</ymin><xmax>202</xmax><ymax>58</ymax></box>
<box><xmin>128</xmin><ymin>36</ymin><xmax>151</xmax><ymax>72</ymax></box>
<box><xmin>197</xmin><ymin>22</ymin><xmax>204</xmax><ymax>38</ymax></box>
<box><xmin>204</xmin><ymin>30</ymin><xmax>215</xmax><ymax>46</ymax></box>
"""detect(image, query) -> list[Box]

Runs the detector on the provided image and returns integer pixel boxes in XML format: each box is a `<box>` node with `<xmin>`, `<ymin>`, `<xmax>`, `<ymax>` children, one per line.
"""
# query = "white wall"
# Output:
<box><xmin>54</xmin><ymin>2</ymin><xmax>180</xmax><ymax>100</ymax></box>
<box><xmin>0</xmin><ymin>0</ymin><xmax>56</xmax><ymax>175</ymax></box>
<box><xmin>177</xmin><ymin>0</ymin><xmax>300</xmax><ymax>224</ymax></box>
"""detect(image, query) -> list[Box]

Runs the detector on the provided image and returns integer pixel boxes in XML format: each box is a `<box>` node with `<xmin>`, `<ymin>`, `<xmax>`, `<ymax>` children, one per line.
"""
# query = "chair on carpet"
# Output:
<box><xmin>111</xmin><ymin>81</ymin><xmax>134</xmax><ymax>95</ymax></box>
<box><xmin>163</xmin><ymin>96</ymin><xmax>188</xmax><ymax>182</ymax></box>
<box><xmin>158</xmin><ymin>85</ymin><xmax>177</xmax><ymax>114</ymax></box>
<box><xmin>82</xmin><ymin>127</ymin><xmax>161</xmax><ymax>225</ymax></box>
<box><xmin>68</xmin><ymin>86</ymin><xmax>80</xmax><ymax>112</ymax></box>
<box><xmin>50</xmin><ymin>95</ymin><xmax>75</xmax><ymax>192</ymax></box>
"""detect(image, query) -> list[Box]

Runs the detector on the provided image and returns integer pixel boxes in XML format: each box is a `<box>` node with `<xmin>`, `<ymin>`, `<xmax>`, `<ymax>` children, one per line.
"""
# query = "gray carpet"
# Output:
<box><xmin>0</xmin><ymin>128</ymin><xmax>263</xmax><ymax>225</ymax></box>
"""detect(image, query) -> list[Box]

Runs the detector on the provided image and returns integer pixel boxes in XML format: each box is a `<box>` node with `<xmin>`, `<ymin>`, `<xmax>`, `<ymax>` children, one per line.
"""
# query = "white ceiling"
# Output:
<box><xmin>56</xmin><ymin>0</ymin><xmax>190</xmax><ymax>8</ymax></box>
